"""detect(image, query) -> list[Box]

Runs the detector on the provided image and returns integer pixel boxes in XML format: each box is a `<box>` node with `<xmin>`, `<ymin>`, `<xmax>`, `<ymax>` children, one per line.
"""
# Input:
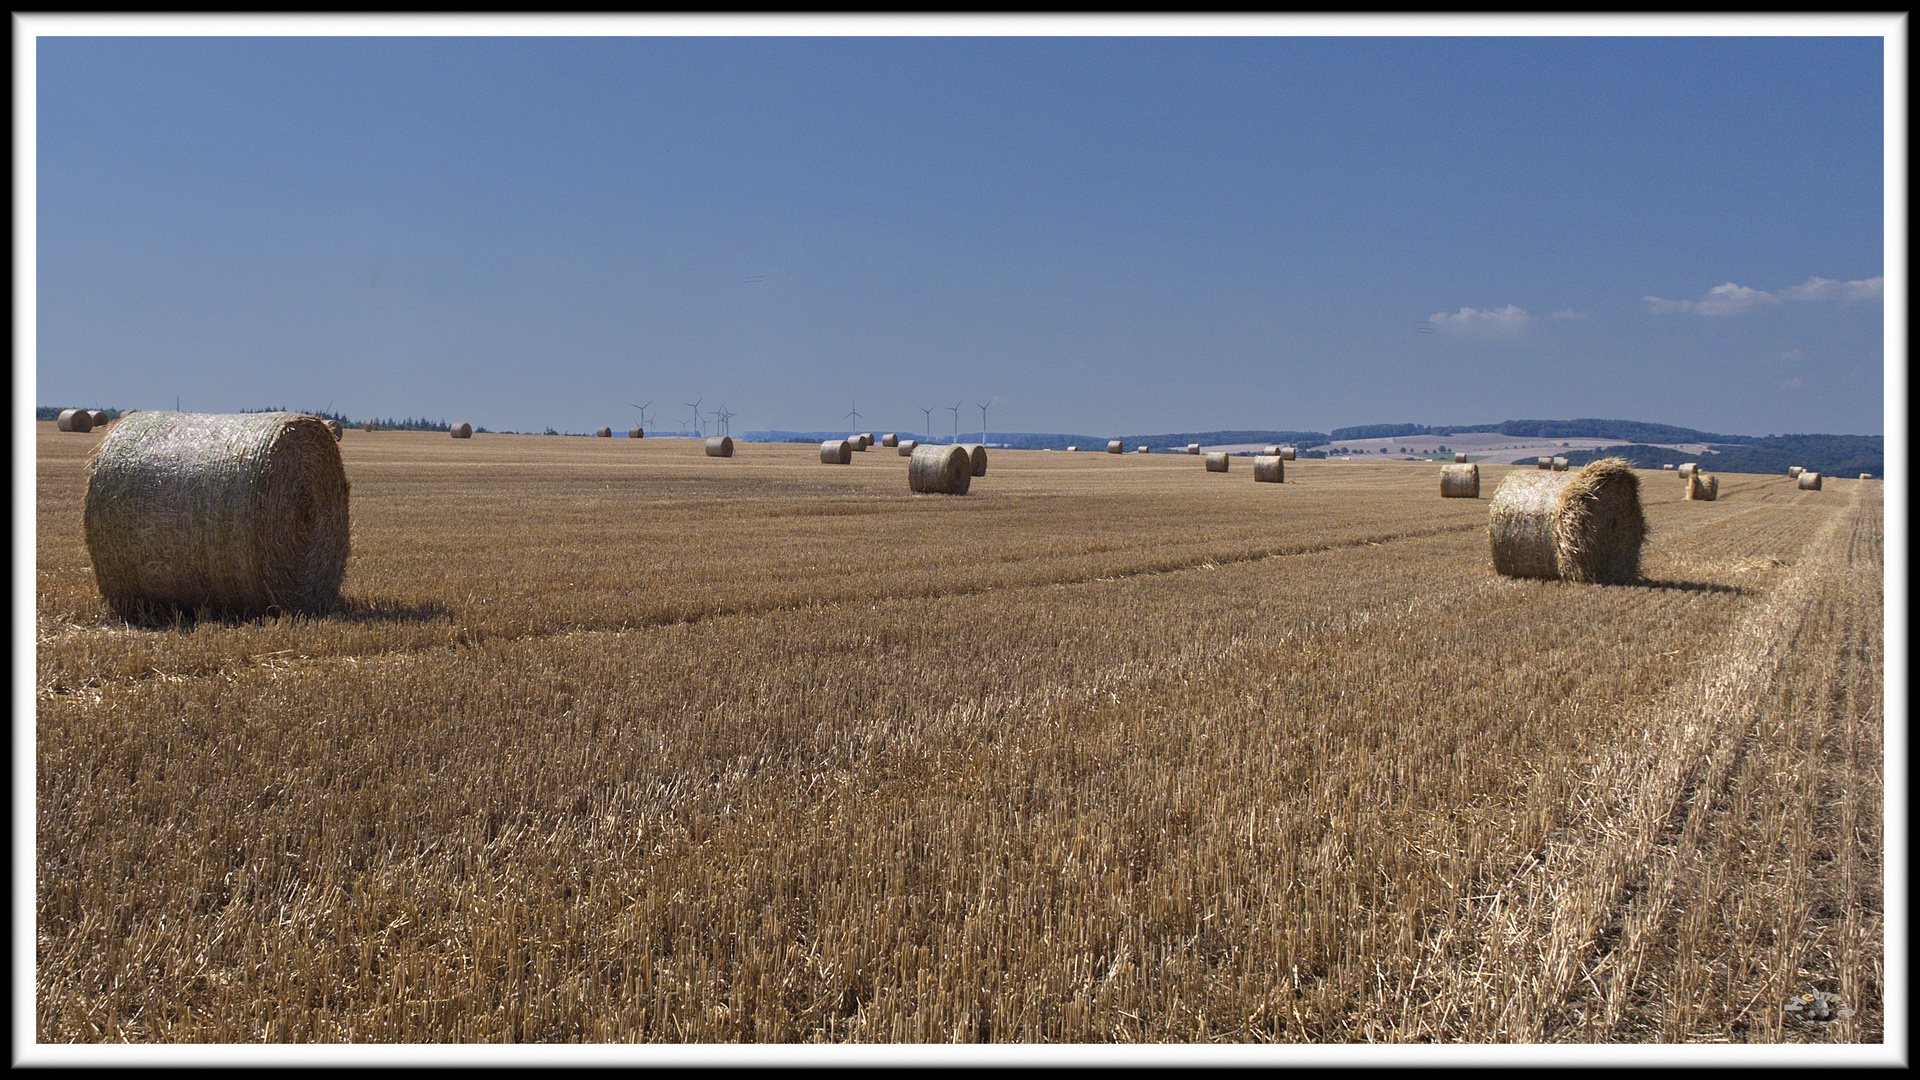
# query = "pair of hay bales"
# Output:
<box><xmin>908</xmin><ymin>443</ymin><xmax>973</xmax><ymax>494</ymax></box>
<box><xmin>1787</xmin><ymin>466</ymin><xmax>1804</xmax><ymax>478</ymax></box>
<box><xmin>706</xmin><ymin>436</ymin><xmax>734</xmax><ymax>458</ymax></box>
<box><xmin>1489</xmin><ymin>457</ymin><xmax>1645</xmax><ymax>584</ymax></box>
<box><xmin>82</xmin><ymin>411</ymin><xmax>351</xmax><ymax>621</ymax></box>
<box><xmin>1259</xmin><ymin>445</ymin><xmax>1296</xmax><ymax>460</ymax></box>
<box><xmin>1440</xmin><ymin>462</ymin><xmax>1479</xmax><ymax>498</ymax></box>
<box><xmin>57</xmin><ymin>409</ymin><xmax>98</xmax><ymax>432</ymax></box>
<box><xmin>1685</xmin><ymin>472</ymin><xmax>1719</xmax><ymax>501</ymax></box>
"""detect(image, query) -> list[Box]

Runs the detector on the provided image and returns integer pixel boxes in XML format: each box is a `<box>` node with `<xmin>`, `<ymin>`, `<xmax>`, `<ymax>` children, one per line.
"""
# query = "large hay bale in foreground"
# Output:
<box><xmin>325</xmin><ymin>420</ymin><xmax>343</xmax><ymax>441</ymax></box>
<box><xmin>706</xmin><ymin>436</ymin><xmax>734</xmax><ymax>458</ymax></box>
<box><xmin>882</xmin><ymin>433</ymin><xmax>898</xmax><ymax>447</ymax></box>
<box><xmin>1453</xmin><ymin>452</ymin><xmax>1468</xmax><ymax>463</ymax></box>
<box><xmin>898</xmin><ymin>439</ymin><xmax>918</xmax><ymax>455</ymax></box>
<box><xmin>57</xmin><ymin>409</ymin><xmax>93</xmax><ymax>433</ymax></box>
<box><xmin>1253</xmin><ymin>455</ymin><xmax>1284</xmax><ymax>483</ymax></box>
<box><xmin>1798</xmin><ymin>471</ymin><xmax>1822</xmax><ymax>490</ymax></box>
<box><xmin>451</xmin><ymin>423</ymin><xmax>472</xmax><ymax>439</ymax></box>
<box><xmin>83</xmin><ymin>411</ymin><xmax>350</xmax><ymax>620</ymax></box>
<box><xmin>960</xmin><ymin>443</ymin><xmax>988</xmax><ymax>476</ymax></box>
<box><xmin>1205</xmin><ymin>452</ymin><xmax>1229</xmax><ymax>473</ymax></box>
<box><xmin>1488</xmin><ymin>457</ymin><xmax>1645</xmax><ymax>585</ymax></box>
<box><xmin>820</xmin><ymin>439</ymin><xmax>852</xmax><ymax>464</ymax></box>
<box><xmin>1440</xmin><ymin>462</ymin><xmax>1479</xmax><ymax>498</ymax></box>
<box><xmin>1107</xmin><ymin>441</ymin><xmax>1123</xmax><ymax>454</ymax></box>
<box><xmin>908</xmin><ymin>443</ymin><xmax>971</xmax><ymax>494</ymax></box>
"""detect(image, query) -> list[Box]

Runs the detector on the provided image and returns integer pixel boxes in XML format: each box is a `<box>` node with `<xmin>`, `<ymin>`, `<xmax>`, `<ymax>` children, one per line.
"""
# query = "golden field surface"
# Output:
<box><xmin>33</xmin><ymin>424</ymin><xmax>1884</xmax><ymax>1044</ymax></box>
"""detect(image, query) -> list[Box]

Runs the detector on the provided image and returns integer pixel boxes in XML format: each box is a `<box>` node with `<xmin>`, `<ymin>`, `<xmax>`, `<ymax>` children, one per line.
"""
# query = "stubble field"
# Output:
<box><xmin>33</xmin><ymin>425</ymin><xmax>1884</xmax><ymax>1044</ymax></box>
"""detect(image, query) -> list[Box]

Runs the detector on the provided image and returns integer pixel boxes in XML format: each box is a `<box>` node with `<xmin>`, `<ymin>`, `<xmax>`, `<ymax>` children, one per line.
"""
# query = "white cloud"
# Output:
<box><xmin>1645</xmin><ymin>275</ymin><xmax>1883</xmax><ymax>315</ymax></box>
<box><xmin>1428</xmin><ymin>305</ymin><xmax>1534</xmax><ymax>332</ymax></box>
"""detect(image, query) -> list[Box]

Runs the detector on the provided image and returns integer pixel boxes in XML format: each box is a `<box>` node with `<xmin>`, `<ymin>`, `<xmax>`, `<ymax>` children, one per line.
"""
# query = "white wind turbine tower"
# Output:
<box><xmin>684</xmin><ymin>399</ymin><xmax>703</xmax><ymax>437</ymax></box>
<box><xmin>948</xmin><ymin>401</ymin><xmax>962</xmax><ymax>444</ymax></box>
<box><xmin>630</xmin><ymin>401</ymin><xmax>653</xmax><ymax>428</ymax></box>
<box><xmin>920</xmin><ymin>406</ymin><xmax>935</xmax><ymax>442</ymax></box>
<box><xmin>977</xmin><ymin>401</ymin><xmax>991</xmax><ymax>446</ymax></box>
<box><xmin>715</xmin><ymin>405</ymin><xmax>735</xmax><ymax>438</ymax></box>
<box><xmin>845</xmin><ymin>400</ymin><xmax>862</xmax><ymax>436</ymax></box>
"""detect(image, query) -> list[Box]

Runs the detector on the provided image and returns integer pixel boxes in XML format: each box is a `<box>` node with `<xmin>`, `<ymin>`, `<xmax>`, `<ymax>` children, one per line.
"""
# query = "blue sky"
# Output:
<box><xmin>23</xmin><ymin>16</ymin><xmax>1900</xmax><ymax>439</ymax></box>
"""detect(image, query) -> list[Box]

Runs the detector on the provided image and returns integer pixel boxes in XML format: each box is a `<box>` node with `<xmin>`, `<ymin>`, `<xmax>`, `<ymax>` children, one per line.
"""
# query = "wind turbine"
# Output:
<box><xmin>845</xmin><ymin>400</ymin><xmax>862</xmax><ymax>436</ymax></box>
<box><xmin>715</xmin><ymin>405</ymin><xmax>735</xmax><ymax>438</ymax></box>
<box><xmin>977</xmin><ymin>401</ymin><xmax>991</xmax><ymax>445</ymax></box>
<box><xmin>630</xmin><ymin>401</ymin><xmax>653</xmax><ymax>427</ymax></box>
<box><xmin>920</xmin><ymin>406</ymin><xmax>934</xmax><ymax>441</ymax></box>
<box><xmin>948</xmin><ymin>401</ymin><xmax>962</xmax><ymax>444</ymax></box>
<box><xmin>684</xmin><ymin>399</ymin><xmax>703</xmax><ymax>437</ymax></box>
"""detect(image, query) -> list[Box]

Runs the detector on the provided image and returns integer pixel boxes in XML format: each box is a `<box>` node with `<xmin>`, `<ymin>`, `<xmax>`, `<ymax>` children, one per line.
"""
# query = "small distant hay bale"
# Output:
<box><xmin>1263</xmin><ymin>445</ymin><xmax>1281</xmax><ymax>457</ymax></box>
<box><xmin>1205</xmin><ymin>452</ymin><xmax>1229</xmax><ymax>473</ymax></box>
<box><xmin>1453</xmin><ymin>452</ymin><xmax>1468</xmax><ymax>463</ymax></box>
<box><xmin>1440</xmin><ymin>462</ymin><xmax>1480</xmax><ymax>498</ymax></box>
<box><xmin>363</xmin><ymin>421</ymin><xmax>374</xmax><ymax>432</ymax></box>
<box><xmin>451</xmin><ymin>423</ymin><xmax>472</xmax><ymax>439</ymax></box>
<box><xmin>1107</xmin><ymin>441</ymin><xmax>1123</xmax><ymax>454</ymax></box>
<box><xmin>820</xmin><ymin>439</ymin><xmax>852</xmax><ymax>464</ymax></box>
<box><xmin>1488</xmin><ymin>457</ymin><xmax>1646</xmax><ymax>585</ymax></box>
<box><xmin>597</xmin><ymin>427</ymin><xmax>613</xmax><ymax>438</ymax></box>
<box><xmin>882</xmin><ymin>433</ymin><xmax>898</xmax><ymax>447</ymax></box>
<box><xmin>1551</xmin><ymin>457</ymin><xmax>1570</xmax><ymax>471</ymax></box>
<box><xmin>57</xmin><ymin>409</ymin><xmax>93</xmax><ymax>433</ymax></box>
<box><xmin>1677</xmin><ymin>462</ymin><xmax>1698</xmax><ymax>477</ymax></box>
<box><xmin>908</xmin><ymin>443</ymin><xmax>971</xmax><ymax>494</ymax></box>
<box><xmin>1664</xmin><ymin>463</ymin><xmax>1675</xmax><ymax>470</ymax></box>
<box><xmin>1798</xmin><ymin>471</ymin><xmax>1822</xmax><ymax>490</ymax></box>
<box><xmin>1685</xmin><ymin>471</ymin><xmax>1716</xmax><ymax>501</ymax></box>
<box><xmin>1280</xmin><ymin>447</ymin><xmax>1296</xmax><ymax>461</ymax></box>
<box><xmin>1787</xmin><ymin>466</ymin><xmax>1803</xmax><ymax>478</ymax></box>
<box><xmin>1135</xmin><ymin>446</ymin><xmax>1149</xmax><ymax>454</ymax></box>
<box><xmin>898</xmin><ymin>439</ymin><xmax>918</xmax><ymax>455</ymax></box>
<box><xmin>1188</xmin><ymin>443</ymin><xmax>1201</xmax><ymax>454</ymax></box>
<box><xmin>1537</xmin><ymin>457</ymin><xmax>1553</xmax><ymax>470</ymax></box>
<box><xmin>83</xmin><ymin>411</ymin><xmax>350</xmax><ymax>620</ymax></box>
<box><xmin>629</xmin><ymin>427</ymin><xmax>645</xmax><ymax>439</ymax></box>
<box><xmin>706</xmin><ymin>436</ymin><xmax>734</xmax><ymax>458</ymax></box>
<box><xmin>1066</xmin><ymin>446</ymin><xmax>1077</xmax><ymax>452</ymax></box>
<box><xmin>325</xmin><ymin>419</ymin><xmax>343</xmax><ymax>441</ymax></box>
<box><xmin>1253</xmin><ymin>455</ymin><xmax>1284</xmax><ymax>483</ymax></box>
<box><xmin>1860</xmin><ymin>473</ymin><xmax>1872</xmax><ymax>481</ymax></box>
<box><xmin>88</xmin><ymin>410</ymin><xmax>113</xmax><ymax>428</ymax></box>
<box><xmin>959</xmin><ymin>443</ymin><xmax>988</xmax><ymax>476</ymax></box>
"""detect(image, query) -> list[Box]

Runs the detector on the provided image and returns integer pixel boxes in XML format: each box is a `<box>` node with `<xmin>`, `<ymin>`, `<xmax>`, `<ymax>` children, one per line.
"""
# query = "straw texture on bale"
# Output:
<box><xmin>820</xmin><ymin>439</ymin><xmax>852</xmax><ymax>464</ymax></box>
<box><xmin>629</xmin><ymin>428</ymin><xmax>644</xmax><ymax>439</ymax></box>
<box><xmin>1107</xmin><ymin>441</ymin><xmax>1124</xmax><ymax>454</ymax></box>
<box><xmin>1685</xmin><ymin>472</ymin><xmax>1716</xmax><ymax>501</ymax></box>
<box><xmin>451</xmin><ymin>423</ymin><xmax>472</xmax><ymax>439</ymax></box>
<box><xmin>1488</xmin><ymin>457</ymin><xmax>1645</xmax><ymax>585</ymax></box>
<box><xmin>705</xmin><ymin>436</ymin><xmax>734</xmax><ymax>458</ymax></box>
<box><xmin>325</xmin><ymin>420</ymin><xmax>343</xmax><ymax>441</ymax></box>
<box><xmin>1440</xmin><ymin>462</ymin><xmax>1480</xmax><ymax>499</ymax></box>
<box><xmin>597</xmin><ymin>427</ymin><xmax>612</xmax><ymax>438</ymax></box>
<box><xmin>1253</xmin><ymin>455</ymin><xmax>1284</xmax><ymax>483</ymax></box>
<box><xmin>1188</xmin><ymin>444</ymin><xmax>1201</xmax><ymax>454</ymax></box>
<box><xmin>882</xmin><ymin>433</ymin><xmax>898</xmax><ymax>447</ymax></box>
<box><xmin>960</xmin><ymin>443</ymin><xmax>987</xmax><ymax>476</ymax></box>
<box><xmin>898</xmin><ymin>439</ymin><xmax>918</xmax><ymax>455</ymax></box>
<box><xmin>1280</xmin><ymin>447</ymin><xmax>1296</xmax><ymax>461</ymax></box>
<box><xmin>1798</xmin><ymin>471</ymin><xmax>1822</xmax><ymax>490</ymax></box>
<box><xmin>1205</xmin><ymin>452</ymin><xmax>1230</xmax><ymax>473</ymax></box>
<box><xmin>1453</xmin><ymin>452</ymin><xmax>1468</xmax><ymax>463</ymax></box>
<box><xmin>908</xmin><ymin>443</ymin><xmax>971</xmax><ymax>494</ymax></box>
<box><xmin>57</xmin><ymin>409</ymin><xmax>93</xmax><ymax>433</ymax></box>
<box><xmin>83</xmin><ymin>411</ymin><xmax>350</xmax><ymax>620</ymax></box>
<box><xmin>1551</xmin><ymin>457</ymin><xmax>1570</xmax><ymax>471</ymax></box>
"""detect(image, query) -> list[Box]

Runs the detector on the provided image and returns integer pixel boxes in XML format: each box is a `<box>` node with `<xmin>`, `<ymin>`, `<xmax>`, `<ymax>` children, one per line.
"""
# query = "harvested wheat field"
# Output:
<box><xmin>33</xmin><ymin>425</ymin><xmax>1884</xmax><ymax>1045</ymax></box>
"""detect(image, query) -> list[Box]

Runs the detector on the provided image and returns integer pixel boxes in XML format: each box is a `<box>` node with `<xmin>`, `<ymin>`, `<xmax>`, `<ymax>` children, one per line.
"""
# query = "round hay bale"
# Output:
<box><xmin>57</xmin><ymin>409</ymin><xmax>93</xmax><ymax>433</ymax></box>
<box><xmin>856</xmin><ymin>433</ymin><xmax>873</xmax><ymax>450</ymax></box>
<box><xmin>363</xmin><ymin>421</ymin><xmax>374</xmax><ymax>433</ymax></box>
<box><xmin>898</xmin><ymin>439</ymin><xmax>918</xmax><ymax>455</ymax></box>
<box><xmin>325</xmin><ymin>419</ymin><xmax>343</xmax><ymax>441</ymax></box>
<box><xmin>629</xmin><ymin>427</ymin><xmax>645</xmax><ymax>439</ymax></box>
<box><xmin>1706</xmin><ymin>475</ymin><xmax>1719</xmax><ymax>500</ymax></box>
<box><xmin>1860</xmin><ymin>473</ymin><xmax>1873</xmax><ymax>481</ymax></box>
<box><xmin>820</xmin><ymin>439</ymin><xmax>852</xmax><ymax>464</ymax></box>
<box><xmin>1488</xmin><ymin>457</ymin><xmax>1645</xmax><ymax>584</ymax></box>
<box><xmin>451</xmin><ymin>423</ymin><xmax>472</xmax><ymax>439</ymax></box>
<box><xmin>1205</xmin><ymin>452</ymin><xmax>1230</xmax><ymax>473</ymax></box>
<box><xmin>1685</xmin><ymin>471</ymin><xmax>1715</xmax><ymax>501</ymax></box>
<box><xmin>83</xmin><ymin>411</ymin><xmax>350</xmax><ymax>620</ymax></box>
<box><xmin>882</xmin><ymin>433</ymin><xmax>898</xmax><ymax>447</ymax></box>
<box><xmin>1677</xmin><ymin>462</ymin><xmax>1698</xmax><ymax>477</ymax></box>
<box><xmin>959</xmin><ymin>443</ymin><xmax>987</xmax><ymax>476</ymax></box>
<box><xmin>1187</xmin><ymin>444</ymin><xmax>1201</xmax><ymax>455</ymax></box>
<box><xmin>908</xmin><ymin>443</ymin><xmax>971</xmax><ymax>494</ymax></box>
<box><xmin>1798</xmin><ymin>471</ymin><xmax>1822</xmax><ymax>490</ymax></box>
<box><xmin>1453</xmin><ymin>452</ymin><xmax>1468</xmax><ymax>463</ymax></box>
<box><xmin>1135</xmin><ymin>446</ymin><xmax>1149</xmax><ymax>454</ymax></box>
<box><xmin>1537</xmin><ymin>457</ymin><xmax>1553</xmax><ymax>470</ymax></box>
<box><xmin>1787</xmin><ymin>466</ymin><xmax>1803</xmax><ymax>478</ymax></box>
<box><xmin>1551</xmin><ymin>457</ymin><xmax>1570</xmax><ymax>472</ymax></box>
<box><xmin>1253</xmin><ymin>455</ymin><xmax>1284</xmax><ymax>483</ymax></box>
<box><xmin>1440</xmin><ymin>462</ymin><xmax>1479</xmax><ymax>498</ymax></box>
<box><xmin>1107</xmin><ymin>441</ymin><xmax>1124</xmax><ymax>454</ymax></box>
<box><xmin>1664</xmin><ymin>463</ymin><xmax>1675</xmax><ymax>470</ymax></box>
<box><xmin>1262</xmin><ymin>445</ymin><xmax>1282</xmax><ymax>457</ymax></box>
<box><xmin>596</xmin><ymin>427</ymin><xmax>612</xmax><ymax>438</ymax></box>
<box><xmin>705</xmin><ymin>436</ymin><xmax>734</xmax><ymax>458</ymax></box>
<box><xmin>1280</xmin><ymin>447</ymin><xmax>1296</xmax><ymax>461</ymax></box>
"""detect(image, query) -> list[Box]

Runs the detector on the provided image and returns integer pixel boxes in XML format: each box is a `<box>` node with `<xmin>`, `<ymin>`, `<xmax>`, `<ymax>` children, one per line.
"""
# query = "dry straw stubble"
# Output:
<box><xmin>82</xmin><ymin>411</ymin><xmax>351</xmax><ymax>620</ymax></box>
<box><xmin>907</xmin><ymin>442</ymin><xmax>971</xmax><ymax>494</ymax></box>
<box><xmin>1488</xmin><ymin>456</ymin><xmax>1646</xmax><ymax>584</ymax></box>
<box><xmin>1440</xmin><ymin>462</ymin><xmax>1480</xmax><ymax>499</ymax></box>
